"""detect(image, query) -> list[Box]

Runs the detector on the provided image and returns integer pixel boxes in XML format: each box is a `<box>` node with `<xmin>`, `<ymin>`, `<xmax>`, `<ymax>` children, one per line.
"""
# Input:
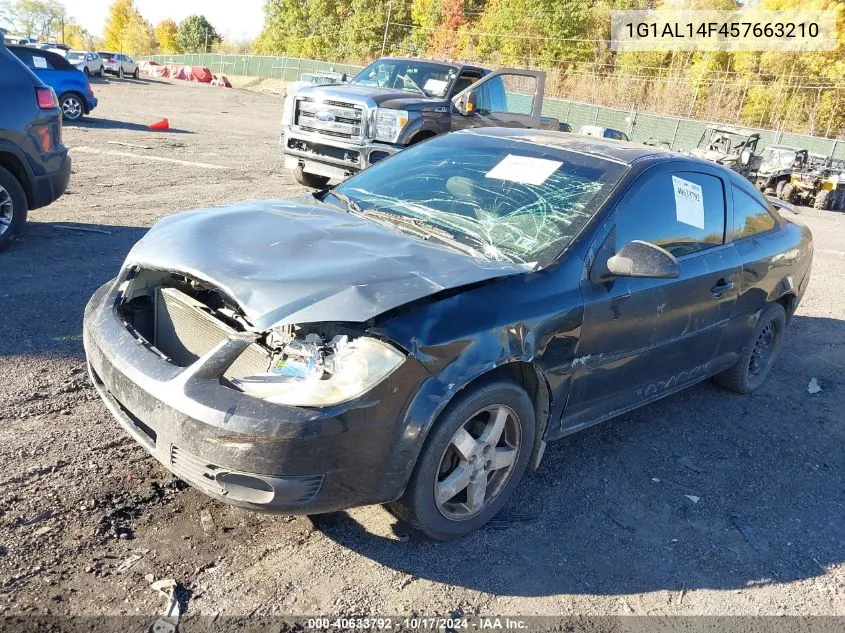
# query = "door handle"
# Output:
<box><xmin>710</xmin><ymin>279</ymin><xmax>735</xmax><ymax>298</ymax></box>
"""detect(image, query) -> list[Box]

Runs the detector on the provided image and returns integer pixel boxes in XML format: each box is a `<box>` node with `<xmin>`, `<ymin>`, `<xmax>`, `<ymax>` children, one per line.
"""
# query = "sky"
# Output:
<box><xmin>61</xmin><ymin>0</ymin><xmax>266</xmax><ymax>41</ymax></box>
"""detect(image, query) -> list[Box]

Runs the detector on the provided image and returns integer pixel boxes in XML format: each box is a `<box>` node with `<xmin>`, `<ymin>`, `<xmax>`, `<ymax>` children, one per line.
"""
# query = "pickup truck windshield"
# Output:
<box><xmin>332</xmin><ymin>133</ymin><xmax>627</xmax><ymax>267</ymax></box>
<box><xmin>350</xmin><ymin>60</ymin><xmax>458</xmax><ymax>98</ymax></box>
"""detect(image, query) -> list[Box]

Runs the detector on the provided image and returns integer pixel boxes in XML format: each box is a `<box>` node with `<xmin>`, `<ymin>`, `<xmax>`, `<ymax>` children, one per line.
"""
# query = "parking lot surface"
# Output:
<box><xmin>0</xmin><ymin>77</ymin><xmax>843</xmax><ymax>619</ymax></box>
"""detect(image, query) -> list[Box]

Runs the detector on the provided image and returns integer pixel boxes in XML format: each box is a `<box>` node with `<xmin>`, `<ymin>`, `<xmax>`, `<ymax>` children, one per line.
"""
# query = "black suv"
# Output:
<box><xmin>0</xmin><ymin>32</ymin><xmax>71</xmax><ymax>251</ymax></box>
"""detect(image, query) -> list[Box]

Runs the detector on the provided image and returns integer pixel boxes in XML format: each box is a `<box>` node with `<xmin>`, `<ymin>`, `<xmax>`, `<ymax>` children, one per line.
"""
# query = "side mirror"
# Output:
<box><xmin>607</xmin><ymin>240</ymin><xmax>679</xmax><ymax>279</ymax></box>
<box><xmin>740</xmin><ymin>148</ymin><xmax>752</xmax><ymax>166</ymax></box>
<box><xmin>454</xmin><ymin>89</ymin><xmax>477</xmax><ymax>116</ymax></box>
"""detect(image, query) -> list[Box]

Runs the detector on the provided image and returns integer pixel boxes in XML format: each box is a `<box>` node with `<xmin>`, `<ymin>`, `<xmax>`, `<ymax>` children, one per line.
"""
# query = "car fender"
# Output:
<box><xmin>397</xmin><ymin>115</ymin><xmax>448</xmax><ymax>146</ymax></box>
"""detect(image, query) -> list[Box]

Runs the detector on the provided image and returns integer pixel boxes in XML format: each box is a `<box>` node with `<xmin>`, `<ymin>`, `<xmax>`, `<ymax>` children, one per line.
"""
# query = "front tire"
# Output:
<box><xmin>388</xmin><ymin>380</ymin><xmax>535</xmax><ymax>540</ymax></box>
<box><xmin>0</xmin><ymin>166</ymin><xmax>29</xmax><ymax>253</ymax></box>
<box><xmin>293</xmin><ymin>166</ymin><xmax>330</xmax><ymax>189</ymax></box>
<box><xmin>98</xmin><ymin>66</ymin><xmax>104</xmax><ymax>77</ymax></box>
<box><xmin>714</xmin><ymin>303</ymin><xmax>786</xmax><ymax>394</ymax></box>
<box><xmin>59</xmin><ymin>92</ymin><xmax>84</xmax><ymax>121</ymax></box>
<box><xmin>83</xmin><ymin>66</ymin><xmax>90</xmax><ymax>77</ymax></box>
<box><xmin>133</xmin><ymin>67</ymin><xmax>139</xmax><ymax>79</ymax></box>
<box><xmin>781</xmin><ymin>183</ymin><xmax>795</xmax><ymax>204</ymax></box>
<box><xmin>775</xmin><ymin>179</ymin><xmax>787</xmax><ymax>198</ymax></box>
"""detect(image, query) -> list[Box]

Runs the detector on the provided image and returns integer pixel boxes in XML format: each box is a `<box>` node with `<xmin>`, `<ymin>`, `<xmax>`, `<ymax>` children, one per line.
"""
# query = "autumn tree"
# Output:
<box><xmin>154</xmin><ymin>18</ymin><xmax>179</xmax><ymax>53</ymax></box>
<box><xmin>176</xmin><ymin>14</ymin><xmax>219</xmax><ymax>53</ymax></box>
<box><xmin>124</xmin><ymin>10</ymin><xmax>155</xmax><ymax>56</ymax></box>
<box><xmin>102</xmin><ymin>0</ymin><xmax>134</xmax><ymax>51</ymax></box>
<box><xmin>63</xmin><ymin>22</ymin><xmax>94</xmax><ymax>49</ymax></box>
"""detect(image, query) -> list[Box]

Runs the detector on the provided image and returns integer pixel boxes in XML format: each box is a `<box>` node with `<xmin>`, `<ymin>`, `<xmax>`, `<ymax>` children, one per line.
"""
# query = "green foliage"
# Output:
<box><xmin>8</xmin><ymin>0</ymin><xmax>65</xmax><ymax>40</ymax></box>
<box><xmin>155</xmin><ymin>18</ymin><xmax>180</xmax><ymax>54</ymax></box>
<box><xmin>176</xmin><ymin>14</ymin><xmax>220</xmax><ymax>53</ymax></box>
<box><xmin>251</xmin><ymin>0</ymin><xmax>844</xmax><ymax>137</ymax></box>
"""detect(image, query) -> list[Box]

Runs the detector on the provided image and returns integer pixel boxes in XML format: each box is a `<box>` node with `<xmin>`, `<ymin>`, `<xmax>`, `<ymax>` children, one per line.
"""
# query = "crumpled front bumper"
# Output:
<box><xmin>83</xmin><ymin>280</ymin><xmax>429</xmax><ymax>514</ymax></box>
<box><xmin>282</xmin><ymin>127</ymin><xmax>401</xmax><ymax>178</ymax></box>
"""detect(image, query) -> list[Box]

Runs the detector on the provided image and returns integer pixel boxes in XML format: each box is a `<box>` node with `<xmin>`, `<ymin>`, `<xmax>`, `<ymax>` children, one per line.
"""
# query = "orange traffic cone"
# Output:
<box><xmin>148</xmin><ymin>118</ymin><xmax>170</xmax><ymax>131</ymax></box>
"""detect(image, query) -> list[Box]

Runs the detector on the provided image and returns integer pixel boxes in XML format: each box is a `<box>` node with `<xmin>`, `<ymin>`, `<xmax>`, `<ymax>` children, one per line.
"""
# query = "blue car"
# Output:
<box><xmin>8</xmin><ymin>45</ymin><xmax>98</xmax><ymax>122</ymax></box>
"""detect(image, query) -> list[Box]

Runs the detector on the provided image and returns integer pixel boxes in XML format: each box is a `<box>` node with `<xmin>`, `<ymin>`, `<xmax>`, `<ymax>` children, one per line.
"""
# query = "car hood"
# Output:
<box><xmin>124</xmin><ymin>198</ymin><xmax>527</xmax><ymax>331</ymax></box>
<box><xmin>300</xmin><ymin>84</ymin><xmax>444</xmax><ymax>110</ymax></box>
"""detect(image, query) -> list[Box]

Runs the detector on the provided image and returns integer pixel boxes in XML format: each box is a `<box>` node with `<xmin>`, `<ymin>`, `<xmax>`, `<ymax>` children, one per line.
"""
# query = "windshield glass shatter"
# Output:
<box><xmin>332</xmin><ymin>134</ymin><xmax>627</xmax><ymax>267</ymax></box>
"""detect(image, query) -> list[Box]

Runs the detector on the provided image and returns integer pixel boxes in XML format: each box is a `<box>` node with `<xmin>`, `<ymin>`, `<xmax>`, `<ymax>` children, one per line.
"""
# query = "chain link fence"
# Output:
<box><xmin>147</xmin><ymin>53</ymin><xmax>845</xmax><ymax>160</ymax></box>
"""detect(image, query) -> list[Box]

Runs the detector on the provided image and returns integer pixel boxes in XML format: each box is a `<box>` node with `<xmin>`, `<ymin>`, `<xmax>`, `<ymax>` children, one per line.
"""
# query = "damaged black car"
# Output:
<box><xmin>83</xmin><ymin>128</ymin><xmax>813</xmax><ymax>540</ymax></box>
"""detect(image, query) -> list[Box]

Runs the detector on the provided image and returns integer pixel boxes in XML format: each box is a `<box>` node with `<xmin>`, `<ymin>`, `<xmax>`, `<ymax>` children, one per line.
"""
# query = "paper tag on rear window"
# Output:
<box><xmin>485</xmin><ymin>154</ymin><xmax>563</xmax><ymax>185</ymax></box>
<box><xmin>33</xmin><ymin>56</ymin><xmax>47</xmax><ymax>69</ymax></box>
<box><xmin>672</xmin><ymin>175</ymin><xmax>704</xmax><ymax>229</ymax></box>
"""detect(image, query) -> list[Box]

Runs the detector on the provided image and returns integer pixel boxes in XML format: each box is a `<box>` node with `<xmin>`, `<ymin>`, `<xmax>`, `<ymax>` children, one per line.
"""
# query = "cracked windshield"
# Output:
<box><xmin>330</xmin><ymin>134</ymin><xmax>627</xmax><ymax>266</ymax></box>
<box><xmin>350</xmin><ymin>59</ymin><xmax>458</xmax><ymax>97</ymax></box>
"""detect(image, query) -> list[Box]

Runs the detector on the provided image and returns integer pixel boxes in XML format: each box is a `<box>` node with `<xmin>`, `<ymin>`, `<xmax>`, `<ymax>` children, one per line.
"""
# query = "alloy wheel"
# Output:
<box><xmin>0</xmin><ymin>185</ymin><xmax>13</xmax><ymax>237</ymax></box>
<box><xmin>434</xmin><ymin>404</ymin><xmax>521</xmax><ymax>520</ymax></box>
<box><xmin>61</xmin><ymin>96</ymin><xmax>82</xmax><ymax>120</ymax></box>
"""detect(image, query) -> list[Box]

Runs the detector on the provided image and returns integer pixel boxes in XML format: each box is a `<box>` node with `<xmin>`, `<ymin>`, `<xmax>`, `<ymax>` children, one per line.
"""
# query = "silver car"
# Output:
<box><xmin>66</xmin><ymin>50</ymin><xmax>104</xmax><ymax>77</ymax></box>
<box><xmin>99</xmin><ymin>52</ymin><xmax>138</xmax><ymax>79</ymax></box>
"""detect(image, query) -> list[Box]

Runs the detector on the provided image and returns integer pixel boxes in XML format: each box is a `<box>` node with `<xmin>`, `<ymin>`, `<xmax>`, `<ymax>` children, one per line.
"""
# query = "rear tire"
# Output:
<box><xmin>83</xmin><ymin>66</ymin><xmax>90</xmax><ymax>77</ymax></box>
<box><xmin>814</xmin><ymin>190</ymin><xmax>832</xmax><ymax>210</ymax></box>
<box><xmin>714</xmin><ymin>303</ymin><xmax>786</xmax><ymax>394</ymax></box>
<box><xmin>133</xmin><ymin>67</ymin><xmax>139</xmax><ymax>79</ymax></box>
<box><xmin>98</xmin><ymin>66</ymin><xmax>104</xmax><ymax>77</ymax></box>
<box><xmin>118</xmin><ymin>66</ymin><xmax>124</xmax><ymax>79</ymax></box>
<box><xmin>388</xmin><ymin>380</ymin><xmax>535</xmax><ymax>540</ymax></box>
<box><xmin>59</xmin><ymin>92</ymin><xmax>84</xmax><ymax>121</ymax></box>
<box><xmin>0</xmin><ymin>166</ymin><xmax>29</xmax><ymax>253</ymax></box>
<box><xmin>293</xmin><ymin>166</ymin><xmax>330</xmax><ymax>189</ymax></box>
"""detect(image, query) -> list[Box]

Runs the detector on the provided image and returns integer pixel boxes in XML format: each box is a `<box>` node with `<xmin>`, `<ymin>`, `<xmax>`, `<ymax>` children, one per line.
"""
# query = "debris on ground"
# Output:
<box><xmin>199</xmin><ymin>509</ymin><xmax>215</xmax><ymax>534</ymax></box>
<box><xmin>107</xmin><ymin>141</ymin><xmax>153</xmax><ymax>150</ymax></box>
<box><xmin>116</xmin><ymin>550</ymin><xmax>148</xmax><ymax>572</ymax></box>
<box><xmin>731</xmin><ymin>514</ymin><xmax>765</xmax><ymax>552</ymax></box>
<box><xmin>678</xmin><ymin>456</ymin><xmax>705</xmax><ymax>474</ymax></box>
<box><xmin>21</xmin><ymin>508</ymin><xmax>53</xmax><ymax>525</ymax></box>
<box><xmin>684</xmin><ymin>495</ymin><xmax>700</xmax><ymax>503</ymax></box>
<box><xmin>149</xmin><ymin>579</ymin><xmax>183</xmax><ymax>633</ymax></box>
<box><xmin>54</xmin><ymin>225</ymin><xmax>113</xmax><ymax>235</ymax></box>
<box><xmin>807</xmin><ymin>378</ymin><xmax>822</xmax><ymax>394</ymax></box>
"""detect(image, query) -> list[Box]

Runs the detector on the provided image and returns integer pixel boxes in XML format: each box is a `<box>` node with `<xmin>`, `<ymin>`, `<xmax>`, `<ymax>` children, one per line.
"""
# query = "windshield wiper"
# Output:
<box><xmin>327</xmin><ymin>190</ymin><xmax>361</xmax><ymax>214</ymax></box>
<box><xmin>359</xmin><ymin>209</ymin><xmax>483</xmax><ymax>258</ymax></box>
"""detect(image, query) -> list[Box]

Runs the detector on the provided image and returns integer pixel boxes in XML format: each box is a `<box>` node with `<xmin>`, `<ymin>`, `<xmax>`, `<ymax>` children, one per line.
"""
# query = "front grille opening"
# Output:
<box><xmin>118</xmin><ymin>270</ymin><xmax>253</xmax><ymax>367</ymax></box>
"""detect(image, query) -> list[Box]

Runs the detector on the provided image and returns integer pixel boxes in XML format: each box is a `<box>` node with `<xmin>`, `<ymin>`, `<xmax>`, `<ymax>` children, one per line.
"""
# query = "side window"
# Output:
<box><xmin>732</xmin><ymin>186</ymin><xmax>776</xmax><ymax>239</ymax></box>
<box><xmin>475</xmin><ymin>73</ymin><xmax>536</xmax><ymax>116</ymax></box>
<box><xmin>13</xmin><ymin>48</ymin><xmax>33</xmax><ymax>66</ymax></box>
<box><xmin>617</xmin><ymin>171</ymin><xmax>726</xmax><ymax>258</ymax></box>
<box><xmin>452</xmin><ymin>71</ymin><xmax>480</xmax><ymax>96</ymax></box>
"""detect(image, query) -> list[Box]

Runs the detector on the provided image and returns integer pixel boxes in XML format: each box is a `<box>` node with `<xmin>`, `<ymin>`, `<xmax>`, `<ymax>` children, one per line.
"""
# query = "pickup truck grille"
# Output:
<box><xmin>294</xmin><ymin>97</ymin><xmax>364</xmax><ymax>140</ymax></box>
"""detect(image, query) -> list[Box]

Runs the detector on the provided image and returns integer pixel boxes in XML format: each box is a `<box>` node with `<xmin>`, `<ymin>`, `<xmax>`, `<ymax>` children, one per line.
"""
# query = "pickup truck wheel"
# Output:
<box><xmin>714</xmin><ymin>303</ymin><xmax>786</xmax><ymax>394</ymax></box>
<box><xmin>775</xmin><ymin>179</ymin><xmax>787</xmax><ymax>198</ymax></box>
<box><xmin>388</xmin><ymin>380</ymin><xmax>535</xmax><ymax>540</ymax></box>
<box><xmin>293</xmin><ymin>166</ymin><xmax>330</xmax><ymax>189</ymax></box>
<box><xmin>0</xmin><ymin>166</ymin><xmax>29</xmax><ymax>253</ymax></box>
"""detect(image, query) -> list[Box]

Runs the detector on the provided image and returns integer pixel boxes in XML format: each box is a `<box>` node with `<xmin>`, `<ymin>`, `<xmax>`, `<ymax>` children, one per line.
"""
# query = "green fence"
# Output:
<box><xmin>147</xmin><ymin>53</ymin><xmax>844</xmax><ymax>160</ymax></box>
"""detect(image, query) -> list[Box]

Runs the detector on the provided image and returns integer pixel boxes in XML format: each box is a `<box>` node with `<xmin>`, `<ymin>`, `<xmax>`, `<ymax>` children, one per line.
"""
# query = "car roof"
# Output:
<box><xmin>458</xmin><ymin>127</ymin><xmax>686</xmax><ymax>166</ymax></box>
<box><xmin>378</xmin><ymin>56</ymin><xmax>486</xmax><ymax>71</ymax></box>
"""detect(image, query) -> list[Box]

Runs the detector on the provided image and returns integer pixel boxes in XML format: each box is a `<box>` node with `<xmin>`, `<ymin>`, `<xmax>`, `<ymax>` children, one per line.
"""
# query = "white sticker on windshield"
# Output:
<box><xmin>672</xmin><ymin>175</ymin><xmax>704</xmax><ymax>229</ymax></box>
<box><xmin>485</xmin><ymin>154</ymin><xmax>563</xmax><ymax>185</ymax></box>
<box><xmin>423</xmin><ymin>78</ymin><xmax>448</xmax><ymax>96</ymax></box>
<box><xmin>33</xmin><ymin>56</ymin><xmax>47</xmax><ymax>69</ymax></box>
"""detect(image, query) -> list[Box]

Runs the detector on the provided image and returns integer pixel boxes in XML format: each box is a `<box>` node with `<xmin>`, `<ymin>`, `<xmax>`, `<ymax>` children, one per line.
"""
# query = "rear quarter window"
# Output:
<box><xmin>732</xmin><ymin>186</ymin><xmax>777</xmax><ymax>240</ymax></box>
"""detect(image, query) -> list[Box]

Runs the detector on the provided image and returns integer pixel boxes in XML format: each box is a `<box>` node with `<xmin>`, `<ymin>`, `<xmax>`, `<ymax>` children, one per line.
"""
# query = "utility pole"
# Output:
<box><xmin>381</xmin><ymin>1</ymin><xmax>392</xmax><ymax>57</ymax></box>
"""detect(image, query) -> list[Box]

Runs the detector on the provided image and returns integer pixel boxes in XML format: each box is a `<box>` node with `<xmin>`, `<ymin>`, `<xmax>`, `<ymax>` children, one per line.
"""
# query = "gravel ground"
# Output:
<box><xmin>0</xmin><ymin>76</ymin><xmax>842</xmax><ymax>622</ymax></box>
